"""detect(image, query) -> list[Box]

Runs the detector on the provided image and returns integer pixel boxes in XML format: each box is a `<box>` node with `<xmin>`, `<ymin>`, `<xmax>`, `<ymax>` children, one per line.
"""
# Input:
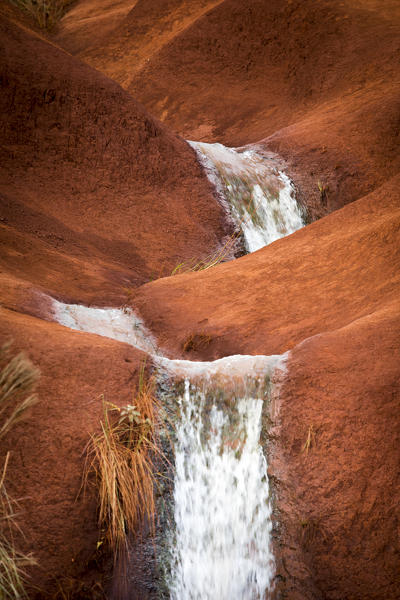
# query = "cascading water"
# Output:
<box><xmin>48</xmin><ymin>138</ymin><xmax>298</xmax><ymax>599</ymax></box>
<box><xmin>172</xmin><ymin>388</ymin><xmax>272</xmax><ymax>599</ymax></box>
<box><xmin>50</xmin><ymin>298</ymin><xmax>286</xmax><ymax>597</ymax></box>
<box><xmin>189</xmin><ymin>141</ymin><xmax>304</xmax><ymax>252</ymax></box>
<box><xmin>50</xmin><ymin>307</ymin><xmax>287</xmax><ymax>599</ymax></box>
<box><xmin>157</xmin><ymin>355</ymin><xmax>286</xmax><ymax>599</ymax></box>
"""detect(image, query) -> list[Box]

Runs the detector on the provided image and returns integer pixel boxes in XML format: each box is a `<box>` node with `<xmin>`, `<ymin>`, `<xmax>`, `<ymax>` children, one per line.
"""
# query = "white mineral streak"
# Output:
<box><xmin>51</xmin><ymin>299</ymin><xmax>158</xmax><ymax>354</ymax></box>
<box><xmin>189</xmin><ymin>141</ymin><xmax>304</xmax><ymax>252</ymax></box>
<box><xmin>156</xmin><ymin>353</ymin><xmax>287</xmax><ymax>600</ymax></box>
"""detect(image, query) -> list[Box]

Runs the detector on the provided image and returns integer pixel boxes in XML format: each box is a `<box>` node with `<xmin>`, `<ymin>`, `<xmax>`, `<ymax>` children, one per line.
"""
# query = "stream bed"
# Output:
<box><xmin>50</xmin><ymin>141</ymin><xmax>303</xmax><ymax>598</ymax></box>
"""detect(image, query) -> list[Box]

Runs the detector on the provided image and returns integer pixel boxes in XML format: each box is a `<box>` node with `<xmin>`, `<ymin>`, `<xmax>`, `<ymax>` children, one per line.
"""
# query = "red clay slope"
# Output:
<box><xmin>53</xmin><ymin>0</ymin><xmax>139</xmax><ymax>56</ymax></box>
<box><xmin>132</xmin><ymin>175</ymin><xmax>400</xmax><ymax>361</ymax></box>
<box><xmin>0</xmin><ymin>309</ymin><xmax>149</xmax><ymax>597</ymax></box>
<box><xmin>132</xmin><ymin>176</ymin><xmax>400</xmax><ymax>599</ymax></box>
<box><xmin>2</xmin><ymin>1</ymin><xmax>399</xmax><ymax>598</ymax></box>
<box><xmin>125</xmin><ymin>0</ymin><xmax>400</xmax><ymax>140</ymax></box>
<box><xmin>0</xmin><ymin>6</ymin><xmax>231</xmax><ymax>307</ymax></box>
<box><xmin>272</xmin><ymin>299</ymin><xmax>400</xmax><ymax>600</ymax></box>
<box><xmin>56</xmin><ymin>0</ymin><xmax>223</xmax><ymax>69</ymax></box>
<box><xmin>0</xmin><ymin>5</ymin><xmax>232</xmax><ymax>596</ymax></box>
<box><xmin>57</xmin><ymin>0</ymin><xmax>400</xmax><ymax>217</ymax></box>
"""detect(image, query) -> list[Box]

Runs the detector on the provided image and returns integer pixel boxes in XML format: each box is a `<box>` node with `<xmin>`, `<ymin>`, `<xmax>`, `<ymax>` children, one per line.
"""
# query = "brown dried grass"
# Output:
<box><xmin>10</xmin><ymin>0</ymin><xmax>76</xmax><ymax>30</ymax></box>
<box><xmin>302</xmin><ymin>424</ymin><xmax>317</xmax><ymax>455</ymax></box>
<box><xmin>171</xmin><ymin>232</ymin><xmax>240</xmax><ymax>276</ymax></box>
<box><xmin>84</xmin><ymin>364</ymin><xmax>166</xmax><ymax>563</ymax></box>
<box><xmin>0</xmin><ymin>343</ymin><xmax>39</xmax><ymax>441</ymax></box>
<box><xmin>0</xmin><ymin>343</ymin><xmax>39</xmax><ymax>598</ymax></box>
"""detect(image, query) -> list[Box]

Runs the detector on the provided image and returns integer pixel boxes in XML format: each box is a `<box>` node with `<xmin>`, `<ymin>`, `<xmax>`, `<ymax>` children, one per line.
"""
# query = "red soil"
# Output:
<box><xmin>53</xmin><ymin>0</ymin><xmax>138</xmax><ymax>56</ymax></box>
<box><xmin>0</xmin><ymin>307</ymin><xmax>148</xmax><ymax>596</ymax></box>
<box><xmin>132</xmin><ymin>176</ymin><xmax>400</xmax><ymax>361</ymax></box>
<box><xmin>0</xmin><ymin>3</ymin><xmax>229</xmax><ymax>595</ymax></box>
<box><xmin>271</xmin><ymin>300</ymin><xmax>400</xmax><ymax>600</ymax></box>
<box><xmin>1</xmin><ymin>0</ymin><xmax>399</xmax><ymax>598</ymax></box>
<box><xmin>56</xmin><ymin>0</ymin><xmax>400</xmax><ymax>217</ymax></box>
<box><xmin>0</xmin><ymin>3</ymin><xmax>230</xmax><ymax>306</ymax></box>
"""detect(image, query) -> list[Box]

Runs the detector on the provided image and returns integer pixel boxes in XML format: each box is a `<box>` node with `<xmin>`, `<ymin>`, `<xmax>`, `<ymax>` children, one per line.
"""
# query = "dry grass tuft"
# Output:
<box><xmin>0</xmin><ymin>458</ymin><xmax>36</xmax><ymax>599</ymax></box>
<box><xmin>299</xmin><ymin>512</ymin><xmax>335</xmax><ymax>549</ymax></box>
<box><xmin>0</xmin><ymin>342</ymin><xmax>39</xmax><ymax>598</ymax></box>
<box><xmin>0</xmin><ymin>343</ymin><xmax>39</xmax><ymax>440</ymax></box>
<box><xmin>85</xmin><ymin>364</ymin><xmax>166</xmax><ymax>562</ymax></box>
<box><xmin>10</xmin><ymin>0</ymin><xmax>76</xmax><ymax>30</ymax></box>
<box><xmin>171</xmin><ymin>232</ymin><xmax>240</xmax><ymax>276</ymax></box>
<box><xmin>302</xmin><ymin>424</ymin><xmax>317</xmax><ymax>455</ymax></box>
<box><xmin>317</xmin><ymin>180</ymin><xmax>329</xmax><ymax>206</ymax></box>
<box><xmin>48</xmin><ymin>575</ymin><xmax>106</xmax><ymax>600</ymax></box>
<box><xmin>182</xmin><ymin>332</ymin><xmax>212</xmax><ymax>353</ymax></box>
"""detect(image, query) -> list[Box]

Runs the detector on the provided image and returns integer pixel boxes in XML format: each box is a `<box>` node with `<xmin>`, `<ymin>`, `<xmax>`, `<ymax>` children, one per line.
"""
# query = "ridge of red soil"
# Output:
<box><xmin>53</xmin><ymin>0</ymin><xmax>139</xmax><ymax>56</ymax></box>
<box><xmin>132</xmin><ymin>175</ymin><xmax>400</xmax><ymax>360</ymax></box>
<box><xmin>55</xmin><ymin>0</ymin><xmax>400</xmax><ymax>216</ymax></box>
<box><xmin>0</xmin><ymin>5</ymin><xmax>231</xmax><ymax>306</ymax></box>
<box><xmin>0</xmin><ymin>307</ymin><xmax>148</xmax><ymax>596</ymax></box>
<box><xmin>56</xmin><ymin>0</ymin><xmax>223</xmax><ymax>73</ymax></box>
<box><xmin>125</xmin><ymin>0</ymin><xmax>400</xmax><ymax>141</ymax></box>
<box><xmin>272</xmin><ymin>302</ymin><xmax>400</xmax><ymax>600</ymax></box>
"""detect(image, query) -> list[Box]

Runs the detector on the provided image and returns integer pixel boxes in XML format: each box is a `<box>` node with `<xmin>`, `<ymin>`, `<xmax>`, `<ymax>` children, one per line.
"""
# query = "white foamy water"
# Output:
<box><xmin>157</xmin><ymin>354</ymin><xmax>286</xmax><ymax>599</ymax></box>
<box><xmin>157</xmin><ymin>353</ymin><xmax>286</xmax><ymax>382</ymax></box>
<box><xmin>189</xmin><ymin>141</ymin><xmax>304</xmax><ymax>252</ymax></box>
<box><xmin>52</xmin><ymin>299</ymin><xmax>158</xmax><ymax>354</ymax></box>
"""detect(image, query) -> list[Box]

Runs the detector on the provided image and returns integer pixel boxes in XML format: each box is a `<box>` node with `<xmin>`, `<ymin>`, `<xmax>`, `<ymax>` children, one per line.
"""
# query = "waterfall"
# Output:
<box><xmin>48</xmin><ymin>140</ymin><xmax>298</xmax><ymax>598</ymax></box>
<box><xmin>50</xmin><ymin>301</ymin><xmax>287</xmax><ymax>599</ymax></box>
<box><xmin>189</xmin><ymin>141</ymin><xmax>304</xmax><ymax>252</ymax></box>
<box><xmin>157</xmin><ymin>354</ymin><xmax>286</xmax><ymax>599</ymax></box>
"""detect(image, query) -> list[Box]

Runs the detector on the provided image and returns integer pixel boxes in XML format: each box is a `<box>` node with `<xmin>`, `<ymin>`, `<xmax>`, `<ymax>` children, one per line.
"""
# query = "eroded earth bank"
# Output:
<box><xmin>0</xmin><ymin>0</ymin><xmax>399</xmax><ymax>598</ymax></box>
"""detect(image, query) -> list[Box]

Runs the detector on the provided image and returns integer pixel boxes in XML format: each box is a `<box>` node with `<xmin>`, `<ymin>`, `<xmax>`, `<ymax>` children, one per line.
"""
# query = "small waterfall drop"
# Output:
<box><xmin>157</xmin><ymin>354</ymin><xmax>286</xmax><ymax>599</ymax></box>
<box><xmin>189</xmin><ymin>141</ymin><xmax>304</xmax><ymax>252</ymax></box>
<box><xmin>51</xmin><ymin>299</ymin><xmax>287</xmax><ymax>599</ymax></box>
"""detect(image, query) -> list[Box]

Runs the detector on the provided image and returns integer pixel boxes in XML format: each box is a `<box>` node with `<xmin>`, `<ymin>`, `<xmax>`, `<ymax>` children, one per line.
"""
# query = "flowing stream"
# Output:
<box><xmin>157</xmin><ymin>355</ymin><xmax>286</xmax><ymax>599</ymax></box>
<box><xmin>189</xmin><ymin>141</ymin><xmax>304</xmax><ymax>252</ymax></box>
<box><xmin>49</xmin><ymin>141</ymin><xmax>302</xmax><ymax>598</ymax></box>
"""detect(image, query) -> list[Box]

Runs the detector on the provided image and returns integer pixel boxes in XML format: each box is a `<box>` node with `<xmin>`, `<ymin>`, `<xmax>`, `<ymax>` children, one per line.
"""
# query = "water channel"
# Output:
<box><xmin>51</xmin><ymin>142</ymin><xmax>305</xmax><ymax>599</ymax></box>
